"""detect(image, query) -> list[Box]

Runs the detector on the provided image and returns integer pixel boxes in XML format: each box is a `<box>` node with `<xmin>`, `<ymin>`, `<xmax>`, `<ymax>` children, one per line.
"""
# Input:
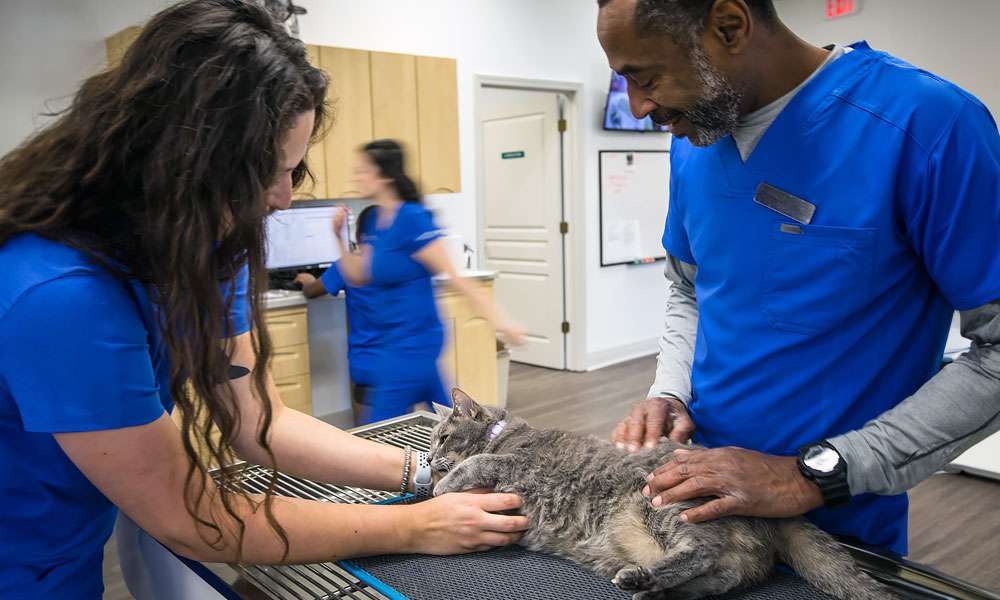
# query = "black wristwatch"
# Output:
<box><xmin>797</xmin><ymin>442</ymin><xmax>851</xmax><ymax>508</ymax></box>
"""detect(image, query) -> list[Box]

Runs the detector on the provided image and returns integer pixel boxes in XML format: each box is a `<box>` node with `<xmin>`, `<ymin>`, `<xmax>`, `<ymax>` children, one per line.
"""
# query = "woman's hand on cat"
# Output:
<box><xmin>613</xmin><ymin>396</ymin><xmax>694</xmax><ymax>452</ymax></box>
<box><xmin>404</xmin><ymin>491</ymin><xmax>530</xmax><ymax>555</ymax></box>
<box><xmin>642</xmin><ymin>448</ymin><xmax>825</xmax><ymax>523</ymax></box>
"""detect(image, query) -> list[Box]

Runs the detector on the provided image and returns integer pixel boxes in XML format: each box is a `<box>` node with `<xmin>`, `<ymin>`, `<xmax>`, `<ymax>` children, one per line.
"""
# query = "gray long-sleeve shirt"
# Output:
<box><xmin>648</xmin><ymin>254</ymin><xmax>1000</xmax><ymax>496</ymax></box>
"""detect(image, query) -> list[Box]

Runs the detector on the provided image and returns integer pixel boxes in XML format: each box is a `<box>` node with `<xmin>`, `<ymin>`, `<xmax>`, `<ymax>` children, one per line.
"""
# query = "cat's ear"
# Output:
<box><xmin>432</xmin><ymin>402</ymin><xmax>453</xmax><ymax>419</ymax></box>
<box><xmin>451</xmin><ymin>388</ymin><xmax>484</xmax><ymax>420</ymax></box>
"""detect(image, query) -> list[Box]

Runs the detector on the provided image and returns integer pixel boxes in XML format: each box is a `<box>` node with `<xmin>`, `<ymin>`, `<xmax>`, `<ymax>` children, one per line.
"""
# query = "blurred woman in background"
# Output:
<box><xmin>334</xmin><ymin>139</ymin><xmax>524</xmax><ymax>423</ymax></box>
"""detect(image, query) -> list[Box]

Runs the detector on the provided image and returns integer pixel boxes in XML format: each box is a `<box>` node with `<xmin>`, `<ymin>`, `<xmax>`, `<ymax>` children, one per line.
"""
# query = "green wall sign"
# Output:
<box><xmin>501</xmin><ymin>151</ymin><xmax>525</xmax><ymax>160</ymax></box>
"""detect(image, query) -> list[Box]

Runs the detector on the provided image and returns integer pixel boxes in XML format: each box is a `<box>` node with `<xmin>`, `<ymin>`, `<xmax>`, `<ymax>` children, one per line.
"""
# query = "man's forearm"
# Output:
<box><xmin>648</xmin><ymin>254</ymin><xmax>699</xmax><ymax>404</ymax></box>
<box><xmin>828</xmin><ymin>301</ymin><xmax>1000</xmax><ymax>496</ymax></box>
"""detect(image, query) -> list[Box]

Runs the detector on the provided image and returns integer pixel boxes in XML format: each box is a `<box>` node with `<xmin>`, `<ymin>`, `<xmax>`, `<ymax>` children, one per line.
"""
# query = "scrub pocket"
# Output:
<box><xmin>762</xmin><ymin>221</ymin><xmax>875</xmax><ymax>335</ymax></box>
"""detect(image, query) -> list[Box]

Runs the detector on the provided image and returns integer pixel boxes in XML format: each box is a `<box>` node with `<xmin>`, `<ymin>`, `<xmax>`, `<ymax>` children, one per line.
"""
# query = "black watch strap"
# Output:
<box><xmin>797</xmin><ymin>443</ymin><xmax>851</xmax><ymax>508</ymax></box>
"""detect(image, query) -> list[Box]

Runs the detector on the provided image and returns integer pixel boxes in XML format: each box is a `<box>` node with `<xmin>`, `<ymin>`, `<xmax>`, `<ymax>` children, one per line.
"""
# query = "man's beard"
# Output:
<box><xmin>671</xmin><ymin>44</ymin><xmax>744</xmax><ymax>147</ymax></box>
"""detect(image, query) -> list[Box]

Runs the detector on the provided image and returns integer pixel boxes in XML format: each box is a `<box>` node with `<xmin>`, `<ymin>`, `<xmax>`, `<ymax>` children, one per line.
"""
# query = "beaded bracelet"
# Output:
<box><xmin>400</xmin><ymin>446</ymin><xmax>413</xmax><ymax>496</ymax></box>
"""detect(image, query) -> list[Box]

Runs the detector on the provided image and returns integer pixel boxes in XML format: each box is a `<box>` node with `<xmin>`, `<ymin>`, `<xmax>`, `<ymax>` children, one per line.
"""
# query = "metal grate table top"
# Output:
<box><xmin>205</xmin><ymin>412</ymin><xmax>997</xmax><ymax>600</ymax></box>
<box><xmin>208</xmin><ymin>413</ymin><xmax>437</xmax><ymax>600</ymax></box>
<box><xmin>350</xmin><ymin>548</ymin><xmax>849</xmax><ymax>600</ymax></box>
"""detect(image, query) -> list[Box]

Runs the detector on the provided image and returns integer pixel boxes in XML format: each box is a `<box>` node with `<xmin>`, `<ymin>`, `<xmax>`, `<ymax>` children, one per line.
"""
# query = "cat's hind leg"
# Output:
<box><xmin>647</xmin><ymin>569</ymin><xmax>745</xmax><ymax>600</ymax></box>
<box><xmin>611</xmin><ymin>543</ymin><xmax>714</xmax><ymax>595</ymax></box>
<box><xmin>611</xmin><ymin>504</ymin><xmax>725</xmax><ymax>597</ymax></box>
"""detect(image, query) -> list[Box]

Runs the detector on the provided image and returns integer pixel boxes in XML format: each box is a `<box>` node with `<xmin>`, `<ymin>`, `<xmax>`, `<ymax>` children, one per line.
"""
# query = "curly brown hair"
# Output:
<box><xmin>0</xmin><ymin>0</ymin><xmax>327</xmax><ymax>560</ymax></box>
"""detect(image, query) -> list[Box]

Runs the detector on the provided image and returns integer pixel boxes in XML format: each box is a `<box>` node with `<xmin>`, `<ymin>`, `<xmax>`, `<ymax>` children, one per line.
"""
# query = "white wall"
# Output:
<box><xmin>774</xmin><ymin>0</ymin><xmax>1000</xmax><ymax>115</ymax></box>
<box><xmin>0</xmin><ymin>0</ymin><xmax>670</xmax><ymax>370</ymax></box>
<box><xmin>0</xmin><ymin>0</ymin><xmax>173</xmax><ymax>157</ymax></box>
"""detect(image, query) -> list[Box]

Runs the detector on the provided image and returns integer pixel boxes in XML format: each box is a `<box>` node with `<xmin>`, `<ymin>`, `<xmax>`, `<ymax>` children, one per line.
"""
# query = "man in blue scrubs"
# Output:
<box><xmin>599</xmin><ymin>0</ymin><xmax>1000</xmax><ymax>556</ymax></box>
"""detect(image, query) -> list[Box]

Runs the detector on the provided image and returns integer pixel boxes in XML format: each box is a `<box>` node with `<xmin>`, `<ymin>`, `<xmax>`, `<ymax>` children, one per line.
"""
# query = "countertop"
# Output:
<box><xmin>263</xmin><ymin>270</ymin><xmax>497</xmax><ymax>311</ymax></box>
<box><xmin>263</xmin><ymin>289</ymin><xmax>309</xmax><ymax>310</ymax></box>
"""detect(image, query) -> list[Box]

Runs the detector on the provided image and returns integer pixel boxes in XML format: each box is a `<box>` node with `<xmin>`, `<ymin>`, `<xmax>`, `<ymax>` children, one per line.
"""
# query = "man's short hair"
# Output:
<box><xmin>598</xmin><ymin>0</ymin><xmax>778</xmax><ymax>44</ymax></box>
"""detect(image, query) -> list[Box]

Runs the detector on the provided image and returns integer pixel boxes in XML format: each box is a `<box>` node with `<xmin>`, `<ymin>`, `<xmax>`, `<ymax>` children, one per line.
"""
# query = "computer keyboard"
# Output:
<box><xmin>268</xmin><ymin>266</ymin><xmax>325</xmax><ymax>291</ymax></box>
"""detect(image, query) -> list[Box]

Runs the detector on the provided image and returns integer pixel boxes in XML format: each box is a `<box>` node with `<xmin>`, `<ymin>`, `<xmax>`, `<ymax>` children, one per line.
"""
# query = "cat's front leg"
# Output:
<box><xmin>433</xmin><ymin>454</ymin><xmax>515</xmax><ymax>496</ymax></box>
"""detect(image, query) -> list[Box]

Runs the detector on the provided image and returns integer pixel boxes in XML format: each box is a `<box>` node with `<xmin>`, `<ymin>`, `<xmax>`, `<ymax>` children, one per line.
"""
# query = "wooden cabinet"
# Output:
<box><xmin>171</xmin><ymin>306</ymin><xmax>314</xmax><ymax>466</ymax></box>
<box><xmin>274</xmin><ymin>374</ymin><xmax>312</xmax><ymax>415</ymax></box>
<box><xmin>105</xmin><ymin>26</ymin><xmax>141</xmax><ymax>67</ymax></box>
<box><xmin>370</xmin><ymin>52</ymin><xmax>422</xmax><ymax>184</ymax></box>
<box><xmin>263</xmin><ymin>307</ymin><xmax>312</xmax><ymax>415</ymax></box>
<box><xmin>264</xmin><ymin>307</ymin><xmax>308</xmax><ymax>349</ymax></box>
<box><xmin>294</xmin><ymin>45</ymin><xmax>329</xmax><ymax>201</ymax></box>
<box><xmin>104</xmin><ymin>28</ymin><xmax>462</xmax><ymax>198</ymax></box>
<box><xmin>320</xmin><ymin>46</ymin><xmax>373</xmax><ymax>198</ymax></box>
<box><xmin>416</xmin><ymin>56</ymin><xmax>462</xmax><ymax>194</ymax></box>
<box><xmin>438</xmin><ymin>281</ymin><xmax>498</xmax><ymax>407</ymax></box>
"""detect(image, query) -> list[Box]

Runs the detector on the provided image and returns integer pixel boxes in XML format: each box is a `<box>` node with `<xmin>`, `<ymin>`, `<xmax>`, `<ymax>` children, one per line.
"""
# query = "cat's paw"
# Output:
<box><xmin>431</xmin><ymin>455</ymin><xmax>453</xmax><ymax>473</ymax></box>
<box><xmin>433</xmin><ymin>471</ymin><xmax>463</xmax><ymax>496</ymax></box>
<box><xmin>613</xmin><ymin>566</ymin><xmax>653</xmax><ymax>591</ymax></box>
<box><xmin>631</xmin><ymin>591</ymin><xmax>671</xmax><ymax>600</ymax></box>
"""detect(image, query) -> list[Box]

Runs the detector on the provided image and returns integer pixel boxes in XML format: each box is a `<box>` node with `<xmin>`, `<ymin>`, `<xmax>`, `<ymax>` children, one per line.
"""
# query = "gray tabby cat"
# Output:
<box><xmin>430</xmin><ymin>390</ymin><xmax>895</xmax><ymax>600</ymax></box>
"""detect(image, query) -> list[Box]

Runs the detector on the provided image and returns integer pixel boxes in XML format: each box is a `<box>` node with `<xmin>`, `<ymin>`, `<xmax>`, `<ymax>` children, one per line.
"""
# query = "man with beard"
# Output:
<box><xmin>598</xmin><ymin>0</ymin><xmax>1000</xmax><ymax>556</ymax></box>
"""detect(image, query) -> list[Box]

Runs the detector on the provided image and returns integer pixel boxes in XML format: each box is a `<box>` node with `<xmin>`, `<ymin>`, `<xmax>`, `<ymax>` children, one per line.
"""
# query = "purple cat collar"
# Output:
<box><xmin>488</xmin><ymin>420</ymin><xmax>507</xmax><ymax>441</ymax></box>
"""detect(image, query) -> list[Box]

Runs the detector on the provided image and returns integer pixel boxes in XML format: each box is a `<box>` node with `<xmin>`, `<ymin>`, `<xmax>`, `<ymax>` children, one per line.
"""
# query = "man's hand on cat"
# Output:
<box><xmin>613</xmin><ymin>396</ymin><xmax>694</xmax><ymax>451</ymax></box>
<box><xmin>641</xmin><ymin>448</ymin><xmax>824</xmax><ymax>523</ymax></box>
<box><xmin>406</xmin><ymin>490</ymin><xmax>530</xmax><ymax>554</ymax></box>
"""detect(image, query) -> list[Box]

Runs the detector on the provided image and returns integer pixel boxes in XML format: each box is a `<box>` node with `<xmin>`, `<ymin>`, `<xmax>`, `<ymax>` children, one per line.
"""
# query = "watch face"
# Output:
<box><xmin>804</xmin><ymin>446</ymin><xmax>840</xmax><ymax>473</ymax></box>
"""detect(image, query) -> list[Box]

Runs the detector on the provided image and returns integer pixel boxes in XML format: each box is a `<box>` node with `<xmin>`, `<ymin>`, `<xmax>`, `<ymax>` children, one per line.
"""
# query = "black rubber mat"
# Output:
<box><xmin>348</xmin><ymin>545</ymin><xmax>837</xmax><ymax>600</ymax></box>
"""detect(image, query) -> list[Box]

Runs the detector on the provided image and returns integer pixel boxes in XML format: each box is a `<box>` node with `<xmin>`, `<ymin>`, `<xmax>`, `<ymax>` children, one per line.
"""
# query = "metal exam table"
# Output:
<box><xmin>116</xmin><ymin>412</ymin><xmax>1000</xmax><ymax>600</ymax></box>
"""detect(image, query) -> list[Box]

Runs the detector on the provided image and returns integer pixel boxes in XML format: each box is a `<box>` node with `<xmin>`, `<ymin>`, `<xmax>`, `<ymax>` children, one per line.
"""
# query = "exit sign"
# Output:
<box><xmin>827</xmin><ymin>0</ymin><xmax>860</xmax><ymax>19</ymax></box>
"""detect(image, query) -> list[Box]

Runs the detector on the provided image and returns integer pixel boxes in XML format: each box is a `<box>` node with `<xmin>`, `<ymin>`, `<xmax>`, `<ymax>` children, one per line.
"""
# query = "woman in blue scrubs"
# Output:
<box><xmin>334</xmin><ymin>140</ymin><xmax>524</xmax><ymax>423</ymax></box>
<box><xmin>296</xmin><ymin>206</ymin><xmax>380</xmax><ymax>419</ymax></box>
<box><xmin>0</xmin><ymin>3</ymin><xmax>526</xmax><ymax>598</ymax></box>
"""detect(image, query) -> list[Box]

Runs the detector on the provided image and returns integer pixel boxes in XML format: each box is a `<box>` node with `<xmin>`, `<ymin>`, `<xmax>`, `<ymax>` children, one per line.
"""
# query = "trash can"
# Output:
<box><xmin>496</xmin><ymin>339</ymin><xmax>511</xmax><ymax>408</ymax></box>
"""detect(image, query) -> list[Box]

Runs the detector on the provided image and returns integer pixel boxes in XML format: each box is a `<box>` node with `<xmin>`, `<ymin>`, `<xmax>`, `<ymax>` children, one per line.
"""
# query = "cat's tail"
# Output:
<box><xmin>774</xmin><ymin>519</ymin><xmax>897</xmax><ymax>600</ymax></box>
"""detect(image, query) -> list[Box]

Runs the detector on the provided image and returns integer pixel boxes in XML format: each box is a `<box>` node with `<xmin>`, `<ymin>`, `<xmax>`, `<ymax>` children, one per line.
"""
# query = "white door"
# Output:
<box><xmin>480</xmin><ymin>86</ymin><xmax>566</xmax><ymax>369</ymax></box>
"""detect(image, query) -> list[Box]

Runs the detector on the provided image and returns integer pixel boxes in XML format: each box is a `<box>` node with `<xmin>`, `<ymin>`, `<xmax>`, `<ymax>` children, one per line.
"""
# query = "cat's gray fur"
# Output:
<box><xmin>429</xmin><ymin>390</ymin><xmax>895</xmax><ymax>600</ymax></box>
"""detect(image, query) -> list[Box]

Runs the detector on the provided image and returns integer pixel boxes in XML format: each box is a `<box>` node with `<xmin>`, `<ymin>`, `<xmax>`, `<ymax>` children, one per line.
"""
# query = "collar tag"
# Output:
<box><xmin>487</xmin><ymin>420</ymin><xmax>507</xmax><ymax>442</ymax></box>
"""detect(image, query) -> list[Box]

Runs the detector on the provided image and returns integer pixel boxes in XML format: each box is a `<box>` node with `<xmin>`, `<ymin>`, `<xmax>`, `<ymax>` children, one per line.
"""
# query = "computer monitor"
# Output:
<box><xmin>266</xmin><ymin>200</ymin><xmax>343</xmax><ymax>270</ymax></box>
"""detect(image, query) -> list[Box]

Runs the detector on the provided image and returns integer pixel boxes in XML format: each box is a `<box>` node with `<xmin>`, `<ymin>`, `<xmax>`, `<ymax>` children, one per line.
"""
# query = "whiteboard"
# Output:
<box><xmin>599</xmin><ymin>150</ymin><xmax>670</xmax><ymax>267</ymax></box>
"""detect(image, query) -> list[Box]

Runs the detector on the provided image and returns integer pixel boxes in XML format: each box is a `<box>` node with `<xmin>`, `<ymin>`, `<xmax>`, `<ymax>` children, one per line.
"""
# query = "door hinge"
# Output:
<box><xmin>559</xmin><ymin>221</ymin><xmax>569</xmax><ymax>235</ymax></box>
<box><xmin>561</xmin><ymin>321</ymin><xmax>570</xmax><ymax>334</ymax></box>
<box><xmin>558</xmin><ymin>118</ymin><xmax>567</xmax><ymax>132</ymax></box>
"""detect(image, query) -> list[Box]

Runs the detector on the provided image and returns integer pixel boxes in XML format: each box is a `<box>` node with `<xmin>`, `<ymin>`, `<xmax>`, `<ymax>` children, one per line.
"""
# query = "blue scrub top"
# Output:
<box><xmin>367</xmin><ymin>202</ymin><xmax>444</xmax><ymax>379</ymax></box>
<box><xmin>664</xmin><ymin>42</ymin><xmax>1000</xmax><ymax>556</ymax></box>
<box><xmin>0</xmin><ymin>233</ymin><xmax>251</xmax><ymax>599</ymax></box>
<box><xmin>320</xmin><ymin>261</ymin><xmax>378</xmax><ymax>384</ymax></box>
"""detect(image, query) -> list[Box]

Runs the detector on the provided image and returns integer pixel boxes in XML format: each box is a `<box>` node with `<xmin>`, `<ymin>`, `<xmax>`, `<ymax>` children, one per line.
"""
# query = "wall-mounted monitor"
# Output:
<box><xmin>603</xmin><ymin>71</ymin><xmax>669</xmax><ymax>133</ymax></box>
